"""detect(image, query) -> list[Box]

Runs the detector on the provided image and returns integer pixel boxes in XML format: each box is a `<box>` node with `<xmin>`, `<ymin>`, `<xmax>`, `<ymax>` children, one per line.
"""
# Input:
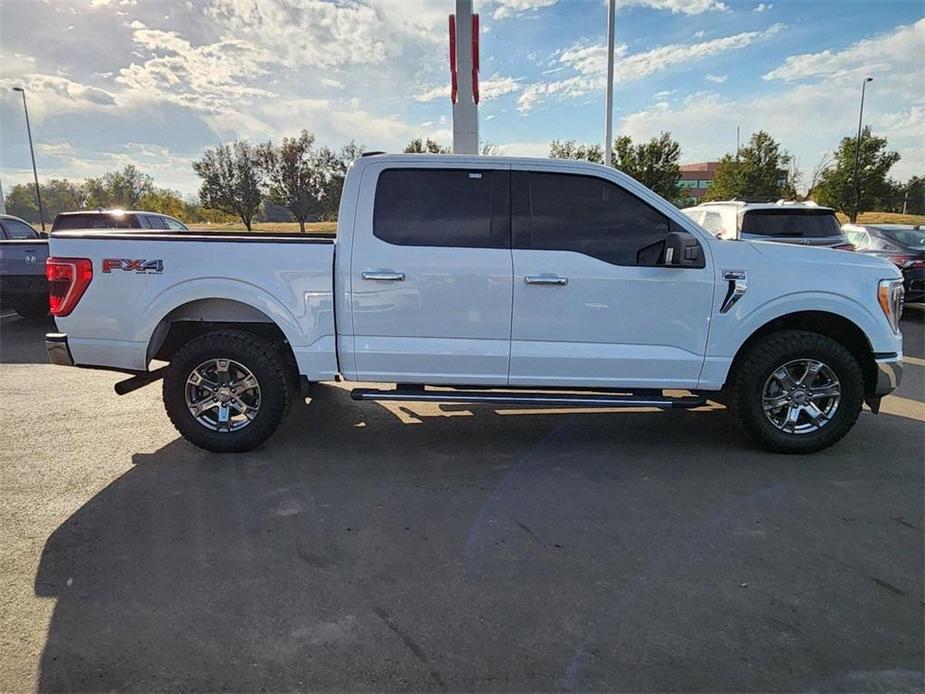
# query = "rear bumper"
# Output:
<box><xmin>46</xmin><ymin>333</ymin><xmax>75</xmax><ymax>367</ymax></box>
<box><xmin>873</xmin><ymin>355</ymin><xmax>902</xmax><ymax>397</ymax></box>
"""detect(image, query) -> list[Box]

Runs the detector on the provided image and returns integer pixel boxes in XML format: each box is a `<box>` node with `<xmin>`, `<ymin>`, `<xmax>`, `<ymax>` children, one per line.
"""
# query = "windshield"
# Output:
<box><xmin>741</xmin><ymin>210</ymin><xmax>843</xmax><ymax>238</ymax></box>
<box><xmin>882</xmin><ymin>228</ymin><xmax>925</xmax><ymax>248</ymax></box>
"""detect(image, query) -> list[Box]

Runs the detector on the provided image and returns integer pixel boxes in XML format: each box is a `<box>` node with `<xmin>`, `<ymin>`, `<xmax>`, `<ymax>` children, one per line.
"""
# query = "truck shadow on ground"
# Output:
<box><xmin>34</xmin><ymin>383</ymin><xmax>924</xmax><ymax>692</ymax></box>
<box><xmin>0</xmin><ymin>314</ymin><xmax>56</xmax><ymax>364</ymax></box>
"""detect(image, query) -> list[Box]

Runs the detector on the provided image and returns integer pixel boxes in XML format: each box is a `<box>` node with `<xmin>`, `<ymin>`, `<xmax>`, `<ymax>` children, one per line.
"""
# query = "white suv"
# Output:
<box><xmin>682</xmin><ymin>200</ymin><xmax>853</xmax><ymax>249</ymax></box>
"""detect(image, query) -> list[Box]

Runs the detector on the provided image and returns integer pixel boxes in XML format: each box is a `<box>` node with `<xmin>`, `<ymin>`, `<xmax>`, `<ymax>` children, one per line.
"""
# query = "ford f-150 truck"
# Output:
<box><xmin>44</xmin><ymin>155</ymin><xmax>904</xmax><ymax>454</ymax></box>
<box><xmin>0</xmin><ymin>213</ymin><xmax>49</xmax><ymax>318</ymax></box>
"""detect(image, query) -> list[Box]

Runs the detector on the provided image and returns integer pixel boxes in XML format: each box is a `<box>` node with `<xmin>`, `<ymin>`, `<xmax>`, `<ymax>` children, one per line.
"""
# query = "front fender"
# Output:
<box><xmin>699</xmin><ymin>291</ymin><xmax>900</xmax><ymax>390</ymax></box>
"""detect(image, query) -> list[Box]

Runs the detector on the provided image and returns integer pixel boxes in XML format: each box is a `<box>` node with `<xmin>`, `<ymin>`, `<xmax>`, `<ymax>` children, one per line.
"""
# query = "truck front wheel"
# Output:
<box><xmin>729</xmin><ymin>330</ymin><xmax>865</xmax><ymax>454</ymax></box>
<box><xmin>163</xmin><ymin>330</ymin><xmax>291</xmax><ymax>453</ymax></box>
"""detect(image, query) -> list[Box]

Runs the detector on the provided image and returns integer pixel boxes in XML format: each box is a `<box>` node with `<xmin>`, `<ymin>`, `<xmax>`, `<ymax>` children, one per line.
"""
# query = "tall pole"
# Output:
<box><xmin>12</xmin><ymin>87</ymin><xmax>45</xmax><ymax>231</ymax></box>
<box><xmin>852</xmin><ymin>77</ymin><xmax>873</xmax><ymax>223</ymax></box>
<box><xmin>451</xmin><ymin>0</ymin><xmax>479</xmax><ymax>155</ymax></box>
<box><xmin>603</xmin><ymin>0</ymin><xmax>616</xmax><ymax>167</ymax></box>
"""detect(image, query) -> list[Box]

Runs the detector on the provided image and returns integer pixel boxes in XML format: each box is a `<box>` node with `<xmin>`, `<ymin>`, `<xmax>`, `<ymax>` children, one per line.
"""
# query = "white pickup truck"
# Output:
<box><xmin>44</xmin><ymin>154</ymin><xmax>904</xmax><ymax>454</ymax></box>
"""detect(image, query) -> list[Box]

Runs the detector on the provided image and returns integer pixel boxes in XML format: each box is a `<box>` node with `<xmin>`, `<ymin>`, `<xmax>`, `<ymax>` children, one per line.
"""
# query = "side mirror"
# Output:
<box><xmin>663</xmin><ymin>231</ymin><xmax>705</xmax><ymax>268</ymax></box>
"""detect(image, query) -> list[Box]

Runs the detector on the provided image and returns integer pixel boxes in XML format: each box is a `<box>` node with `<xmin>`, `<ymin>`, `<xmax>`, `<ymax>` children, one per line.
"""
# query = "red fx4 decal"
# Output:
<box><xmin>102</xmin><ymin>258</ymin><xmax>164</xmax><ymax>274</ymax></box>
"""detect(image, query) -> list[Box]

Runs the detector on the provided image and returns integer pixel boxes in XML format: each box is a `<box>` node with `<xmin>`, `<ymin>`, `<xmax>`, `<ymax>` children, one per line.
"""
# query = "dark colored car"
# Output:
<box><xmin>844</xmin><ymin>223</ymin><xmax>925</xmax><ymax>303</ymax></box>
<box><xmin>51</xmin><ymin>210</ymin><xmax>189</xmax><ymax>232</ymax></box>
<box><xmin>0</xmin><ymin>213</ymin><xmax>50</xmax><ymax>318</ymax></box>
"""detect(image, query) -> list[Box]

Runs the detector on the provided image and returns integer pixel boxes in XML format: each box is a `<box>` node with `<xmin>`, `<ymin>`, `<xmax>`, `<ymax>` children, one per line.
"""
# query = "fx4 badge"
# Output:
<box><xmin>102</xmin><ymin>258</ymin><xmax>164</xmax><ymax>274</ymax></box>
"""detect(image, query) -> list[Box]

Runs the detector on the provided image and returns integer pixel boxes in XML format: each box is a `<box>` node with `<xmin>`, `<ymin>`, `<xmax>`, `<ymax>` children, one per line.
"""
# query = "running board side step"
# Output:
<box><xmin>350</xmin><ymin>388</ymin><xmax>706</xmax><ymax>409</ymax></box>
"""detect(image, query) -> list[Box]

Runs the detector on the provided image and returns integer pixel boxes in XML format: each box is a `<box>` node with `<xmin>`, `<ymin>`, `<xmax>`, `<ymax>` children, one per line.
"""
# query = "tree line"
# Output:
<box><xmin>5</xmin><ymin>129</ymin><xmax>921</xmax><ymax>229</ymax></box>
<box><xmin>549</xmin><ymin>128</ymin><xmax>922</xmax><ymax>221</ymax></box>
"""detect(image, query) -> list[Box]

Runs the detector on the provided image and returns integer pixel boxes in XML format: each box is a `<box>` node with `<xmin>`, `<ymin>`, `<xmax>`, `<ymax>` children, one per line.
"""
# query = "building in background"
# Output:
<box><xmin>678</xmin><ymin>162</ymin><xmax>717</xmax><ymax>202</ymax></box>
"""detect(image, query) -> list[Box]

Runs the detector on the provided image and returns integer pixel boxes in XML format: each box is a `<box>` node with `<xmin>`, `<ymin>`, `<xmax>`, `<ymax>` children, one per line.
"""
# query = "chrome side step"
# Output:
<box><xmin>350</xmin><ymin>387</ymin><xmax>706</xmax><ymax>409</ymax></box>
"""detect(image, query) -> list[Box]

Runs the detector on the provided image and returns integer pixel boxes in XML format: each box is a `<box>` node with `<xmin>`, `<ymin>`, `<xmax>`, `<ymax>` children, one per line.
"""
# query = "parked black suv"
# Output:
<box><xmin>51</xmin><ymin>210</ymin><xmax>189</xmax><ymax>232</ymax></box>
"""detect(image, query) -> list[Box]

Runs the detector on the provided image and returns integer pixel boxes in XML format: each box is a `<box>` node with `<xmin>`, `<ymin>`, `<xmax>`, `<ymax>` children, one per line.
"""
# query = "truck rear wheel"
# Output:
<box><xmin>729</xmin><ymin>330</ymin><xmax>864</xmax><ymax>454</ymax></box>
<box><xmin>163</xmin><ymin>330</ymin><xmax>291</xmax><ymax>453</ymax></box>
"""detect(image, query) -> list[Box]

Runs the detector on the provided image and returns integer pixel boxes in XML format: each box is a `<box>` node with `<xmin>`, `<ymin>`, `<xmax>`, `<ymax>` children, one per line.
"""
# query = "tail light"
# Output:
<box><xmin>46</xmin><ymin>257</ymin><xmax>93</xmax><ymax>317</ymax></box>
<box><xmin>888</xmin><ymin>255</ymin><xmax>925</xmax><ymax>269</ymax></box>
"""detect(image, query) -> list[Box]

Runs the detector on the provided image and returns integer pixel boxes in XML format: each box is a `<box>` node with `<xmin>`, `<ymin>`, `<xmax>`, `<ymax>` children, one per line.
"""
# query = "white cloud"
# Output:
<box><xmin>753</xmin><ymin>3</ymin><xmax>772</xmax><ymax>12</ymax></box>
<box><xmin>493</xmin><ymin>0</ymin><xmax>726</xmax><ymax>20</ymax></box>
<box><xmin>115</xmin><ymin>22</ymin><xmax>275</xmax><ymax>114</ymax></box>
<box><xmin>322</xmin><ymin>77</ymin><xmax>345</xmax><ymax>89</ymax></box>
<box><xmin>414</xmin><ymin>75</ymin><xmax>520</xmax><ymax>102</ymax></box>
<box><xmin>705</xmin><ymin>73</ymin><xmax>727</xmax><ymax>83</ymax></box>
<box><xmin>0</xmin><ymin>74</ymin><xmax>116</xmax><ymax>122</ymax></box>
<box><xmin>493</xmin><ymin>0</ymin><xmax>557</xmax><ymax>20</ymax></box>
<box><xmin>496</xmin><ymin>141</ymin><xmax>551</xmax><ymax>157</ymax></box>
<box><xmin>764</xmin><ymin>18</ymin><xmax>924</xmax><ymax>83</ymax></box>
<box><xmin>518</xmin><ymin>23</ymin><xmax>784</xmax><ymax>112</ymax></box>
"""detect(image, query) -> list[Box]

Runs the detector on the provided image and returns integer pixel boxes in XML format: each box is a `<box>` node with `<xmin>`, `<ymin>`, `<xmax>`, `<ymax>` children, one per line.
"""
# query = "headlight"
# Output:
<box><xmin>878</xmin><ymin>278</ymin><xmax>904</xmax><ymax>333</ymax></box>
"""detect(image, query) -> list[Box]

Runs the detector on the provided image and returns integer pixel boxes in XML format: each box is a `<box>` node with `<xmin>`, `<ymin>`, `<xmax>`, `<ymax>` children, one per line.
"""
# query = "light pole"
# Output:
<box><xmin>11</xmin><ymin>87</ymin><xmax>45</xmax><ymax>231</ymax></box>
<box><xmin>852</xmin><ymin>77</ymin><xmax>873</xmax><ymax>223</ymax></box>
<box><xmin>603</xmin><ymin>0</ymin><xmax>616</xmax><ymax>167</ymax></box>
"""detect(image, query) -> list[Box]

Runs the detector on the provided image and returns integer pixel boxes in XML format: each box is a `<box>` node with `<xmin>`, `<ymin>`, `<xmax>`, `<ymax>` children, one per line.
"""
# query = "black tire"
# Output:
<box><xmin>163</xmin><ymin>330</ymin><xmax>291</xmax><ymax>453</ymax></box>
<box><xmin>729</xmin><ymin>330</ymin><xmax>865</xmax><ymax>454</ymax></box>
<box><xmin>15</xmin><ymin>297</ymin><xmax>49</xmax><ymax>319</ymax></box>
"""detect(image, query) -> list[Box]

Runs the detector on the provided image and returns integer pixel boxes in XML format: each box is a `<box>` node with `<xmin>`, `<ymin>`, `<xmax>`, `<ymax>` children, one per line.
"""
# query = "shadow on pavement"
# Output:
<box><xmin>0</xmin><ymin>314</ymin><xmax>56</xmax><ymax>364</ymax></box>
<box><xmin>34</xmin><ymin>384</ymin><xmax>924</xmax><ymax>692</ymax></box>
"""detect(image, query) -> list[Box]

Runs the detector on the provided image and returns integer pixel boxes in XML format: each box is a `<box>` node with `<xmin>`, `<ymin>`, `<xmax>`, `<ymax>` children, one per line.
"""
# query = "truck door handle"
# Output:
<box><xmin>362</xmin><ymin>271</ymin><xmax>405</xmax><ymax>281</ymax></box>
<box><xmin>524</xmin><ymin>275</ymin><xmax>568</xmax><ymax>286</ymax></box>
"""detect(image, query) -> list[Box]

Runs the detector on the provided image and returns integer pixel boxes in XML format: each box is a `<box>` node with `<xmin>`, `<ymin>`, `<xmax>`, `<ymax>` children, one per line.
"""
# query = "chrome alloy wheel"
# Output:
<box><xmin>184</xmin><ymin>358</ymin><xmax>261</xmax><ymax>432</ymax></box>
<box><xmin>762</xmin><ymin>359</ymin><xmax>841</xmax><ymax>435</ymax></box>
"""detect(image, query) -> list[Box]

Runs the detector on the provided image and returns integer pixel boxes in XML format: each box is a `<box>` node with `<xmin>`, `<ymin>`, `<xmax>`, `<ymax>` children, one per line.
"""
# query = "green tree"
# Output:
<box><xmin>550</xmin><ymin>134</ymin><xmax>683</xmax><ymax>202</ymax></box>
<box><xmin>812</xmin><ymin>127</ymin><xmax>902</xmax><ymax>221</ymax></box>
<box><xmin>549</xmin><ymin>139</ymin><xmax>603</xmax><ymax>163</ymax></box>
<box><xmin>138</xmin><ymin>188</ymin><xmax>186</xmax><ymax>219</ymax></box>
<box><xmin>84</xmin><ymin>165</ymin><xmax>155</xmax><ymax>208</ymax></box>
<box><xmin>193</xmin><ymin>140</ymin><xmax>263</xmax><ymax>231</ymax></box>
<box><xmin>899</xmin><ymin>176</ymin><xmax>925</xmax><ymax>215</ymax></box>
<box><xmin>613</xmin><ymin>132</ymin><xmax>683</xmax><ymax>202</ymax></box>
<box><xmin>5</xmin><ymin>179</ymin><xmax>86</xmax><ymax>224</ymax></box>
<box><xmin>704</xmin><ymin>131</ymin><xmax>792</xmax><ymax>202</ymax></box>
<box><xmin>5</xmin><ymin>184</ymin><xmax>39</xmax><ymax>223</ymax></box>
<box><xmin>403</xmin><ymin>138</ymin><xmax>451</xmax><ymax>154</ymax></box>
<box><xmin>259</xmin><ymin>130</ymin><xmax>326</xmax><ymax>233</ymax></box>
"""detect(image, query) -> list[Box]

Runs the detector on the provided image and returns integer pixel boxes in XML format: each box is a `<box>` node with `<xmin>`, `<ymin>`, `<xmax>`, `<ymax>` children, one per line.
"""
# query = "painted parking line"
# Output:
<box><xmin>0</xmin><ymin>311</ymin><xmax>18</xmax><ymax>319</ymax></box>
<box><xmin>904</xmin><ymin>355</ymin><xmax>925</xmax><ymax>368</ymax></box>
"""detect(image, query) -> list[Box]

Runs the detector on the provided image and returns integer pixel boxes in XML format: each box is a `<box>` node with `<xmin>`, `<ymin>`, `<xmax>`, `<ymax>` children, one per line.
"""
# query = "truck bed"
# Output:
<box><xmin>48</xmin><ymin>230</ymin><xmax>338</xmax><ymax>379</ymax></box>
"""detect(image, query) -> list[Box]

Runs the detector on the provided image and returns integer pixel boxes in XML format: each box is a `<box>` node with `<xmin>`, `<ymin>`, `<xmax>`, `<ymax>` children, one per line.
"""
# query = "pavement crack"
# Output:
<box><xmin>872</xmin><ymin>577</ymin><xmax>907</xmax><ymax>596</ymax></box>
<box><xmin>372</xmin><ymin>606</ymin><xmax>445</xmax><ymax>690</ymax></box>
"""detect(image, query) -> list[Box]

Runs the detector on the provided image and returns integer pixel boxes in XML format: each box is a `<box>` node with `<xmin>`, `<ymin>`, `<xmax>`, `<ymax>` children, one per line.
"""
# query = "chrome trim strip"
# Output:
<box><xmin>525</xmin><ymin>275</ymin><xmax>568</xmax><ymax>286</ymax></box>
<box><xmin>720</xmin><ymin>269</ymin><xmax>748</xmax><ymax>314</ymax></box>
<box><xmin>362</xmin><ymin>271</ymin><xmax>405</xmax><ymax>281</ymax></box>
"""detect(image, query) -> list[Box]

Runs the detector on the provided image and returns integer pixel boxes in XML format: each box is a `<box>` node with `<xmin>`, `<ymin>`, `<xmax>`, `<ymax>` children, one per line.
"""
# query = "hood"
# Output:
<box><xmin>747</xmin><ymin>239</ymin><xmax>902</xmax><ymax>277</ymax></box>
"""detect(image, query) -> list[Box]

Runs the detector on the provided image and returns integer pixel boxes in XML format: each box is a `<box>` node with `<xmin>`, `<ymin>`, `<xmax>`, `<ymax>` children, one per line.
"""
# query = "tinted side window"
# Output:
<box><xmin>513</xmin><ymin>171</ymin><xmax>672</xmax><ymax>266</ymax></box>
<box><xmin>3</xmin><ymin>219</ymin><xmax>38</xmax><ymax>239</ymax></box>
<box><xmin>144</xmin><ymin>215</ymin><xmax>168</xmax><ymax>229</ymax></box>
<box><xmin>373</xmin><ymin>169</ymin><xmax>509</xmax><ymax>248</ymax></box>
<box><xmin>165</xmin><ymin>217</ymin><xmax>188</xmax><ymax>231</ymax></box>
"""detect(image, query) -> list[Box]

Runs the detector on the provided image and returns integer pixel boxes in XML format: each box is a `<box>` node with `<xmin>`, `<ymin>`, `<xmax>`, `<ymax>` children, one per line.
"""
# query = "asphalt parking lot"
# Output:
<box><xmin>1</xmin><ymin>311</ymin><xmax>923</xmax><ymax>692</ymax></box>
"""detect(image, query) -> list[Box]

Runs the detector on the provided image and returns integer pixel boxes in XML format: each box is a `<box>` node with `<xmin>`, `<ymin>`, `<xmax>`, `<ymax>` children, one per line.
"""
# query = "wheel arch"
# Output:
<box><xmin>725</xmin><ymin>310</ymin><xmax>879</xmax><ymax>397</ymax></box>
<box><xmin>146</xmin><ymin>298</ymin><xmax>297</xmax><ymax>373</ymax></box>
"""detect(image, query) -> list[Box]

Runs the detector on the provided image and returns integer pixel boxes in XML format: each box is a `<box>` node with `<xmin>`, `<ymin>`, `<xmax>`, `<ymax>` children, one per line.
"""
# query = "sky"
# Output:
<box><xmin>0</xmin><ymin>0</ymin><xmax>922</xmax><ymax>197</ymax></box>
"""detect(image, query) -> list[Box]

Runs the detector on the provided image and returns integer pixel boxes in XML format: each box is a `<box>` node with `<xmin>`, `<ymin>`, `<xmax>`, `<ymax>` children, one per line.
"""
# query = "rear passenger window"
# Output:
<box><xmin>144</xmin><ymin>215</ymin><xmax>168</xmax><ymax>229</ymax></box>
<box><xmin>512</xmin><ymin>171</ymin><xmax>673</xmax><ymax>266</ymax></box>
<box><xmin>373</xmin><ymin>169</ymin><xmax>509</xmax><ymax>248</ymax></box>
